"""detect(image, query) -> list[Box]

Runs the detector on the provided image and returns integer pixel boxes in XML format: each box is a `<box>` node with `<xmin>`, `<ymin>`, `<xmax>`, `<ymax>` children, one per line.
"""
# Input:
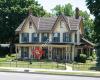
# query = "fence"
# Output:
<box><xmin>72</xmin><ymin>63</ymin><xmax>100</xmax><ymax>71</ymax></box>
<box><xmin>0</xmin><ymin>60</ymin><xmax>100</xmax><ymax>71</ymax></box>
<box><xmin>0</xmin><ymin>60</ymin><xmax>66</xmax><ymax>70</ymax></box>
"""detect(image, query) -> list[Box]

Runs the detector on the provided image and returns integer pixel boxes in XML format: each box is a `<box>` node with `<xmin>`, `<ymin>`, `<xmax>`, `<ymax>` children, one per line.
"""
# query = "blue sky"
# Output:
<box><xmin>36</xmin><ymin>0</ymin><xmax>89</xmax><ymax>13</ymax></box>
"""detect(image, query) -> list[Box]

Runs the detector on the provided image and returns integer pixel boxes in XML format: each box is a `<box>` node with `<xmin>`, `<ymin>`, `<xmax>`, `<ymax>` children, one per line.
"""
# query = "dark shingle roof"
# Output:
<box><xmin>15</xmin><ymin>14</ymin><xmax>82</xmax><ymax>32</ymax></box>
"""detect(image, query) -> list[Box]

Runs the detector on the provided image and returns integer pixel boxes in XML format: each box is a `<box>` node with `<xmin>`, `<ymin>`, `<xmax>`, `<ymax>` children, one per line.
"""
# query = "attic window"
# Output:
<box><xmin>29</xmin><ymin>21</ymin><xmax>32</xmax><ymax>28</ymax></box>
<box><xmin>60</xmin><ymin>21</ymin><xmax>64</xmax><ymax>28</ymax></box>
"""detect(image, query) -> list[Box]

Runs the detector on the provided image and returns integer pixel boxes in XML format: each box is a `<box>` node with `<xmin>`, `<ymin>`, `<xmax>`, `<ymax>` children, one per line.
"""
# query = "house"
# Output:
<box><xmin>15</xmin><ymin>8</ymin><xmax>94</xmax><ymax>62</ymax></box>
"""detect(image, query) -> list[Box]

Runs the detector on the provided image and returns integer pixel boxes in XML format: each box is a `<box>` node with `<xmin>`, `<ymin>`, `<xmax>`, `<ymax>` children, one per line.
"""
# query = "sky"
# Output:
<box><xmin>36</xmin><ymin>0</ymin><xmax>89</xmax><ymax>13</ymax></box>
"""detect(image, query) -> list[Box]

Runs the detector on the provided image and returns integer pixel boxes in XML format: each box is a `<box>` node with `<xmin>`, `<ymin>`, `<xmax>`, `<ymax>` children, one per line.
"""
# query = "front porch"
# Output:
<box><xmin>15</xmin><ymin>44</ymin><xmax>75</xmax><ymax>62</ymax></box>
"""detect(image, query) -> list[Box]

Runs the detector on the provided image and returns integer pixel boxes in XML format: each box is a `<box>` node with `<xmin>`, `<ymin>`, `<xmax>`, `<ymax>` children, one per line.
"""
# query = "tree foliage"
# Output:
<box><xmin>79</xmin><ymin>10</ymin><xmax>94</xmax><ymax>42</ymax></box>
<box><xmin>0</xmin><ymin>0</ymin><xmax>46</xmax><ymax>43</ymax></box>
<box><xmin>86</xmin><ymin>0</ymin><xmax>100</xmax><ymax>42</ymax></box>
<box><xmin>52</xmin><ymin>3</ymin><xmax>74</xmax><ymax>16</ymax></box>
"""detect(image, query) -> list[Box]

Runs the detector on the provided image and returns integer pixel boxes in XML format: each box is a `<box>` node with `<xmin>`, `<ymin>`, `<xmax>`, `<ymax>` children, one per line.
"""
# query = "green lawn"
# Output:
<box><xmin>0</xmin><ymin>55</ymin><xmax>98</xmax><ymax>71</ymax></box>
<box><xmin>0</xmin><ymin>60</ymin><xmax>66</xmax><ymax>70</ymax></box>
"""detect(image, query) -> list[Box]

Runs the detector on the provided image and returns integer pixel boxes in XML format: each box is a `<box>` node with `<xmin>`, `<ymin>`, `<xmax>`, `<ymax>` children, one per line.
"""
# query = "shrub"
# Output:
<box><xmin>75</xmin><ymin>53</ymin><xmax>87</xmax><ymax>63</ymax></box>
<box><xmin>79</xmin><ymin>54</ymin><xmax>87</xmax><ymax>63</ymax></box>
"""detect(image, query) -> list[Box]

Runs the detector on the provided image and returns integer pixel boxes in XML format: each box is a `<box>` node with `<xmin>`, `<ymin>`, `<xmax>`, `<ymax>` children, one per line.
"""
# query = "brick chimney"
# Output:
<box><xmin>29</xmin><ymin>8</ymin><xmax>32</xmax><ymax>15</ymax></box>
<box><xmin>75</xmin><ymin>7</ymin><xmax>79</xmax><ymax>19</ymax></box>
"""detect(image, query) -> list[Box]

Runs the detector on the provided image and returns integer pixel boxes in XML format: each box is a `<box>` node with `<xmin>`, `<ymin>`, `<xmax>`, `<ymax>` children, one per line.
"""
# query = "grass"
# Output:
<box><xmin>0</xmin><ymin>54</ymin><xmax>98</xmax><ymax>71</ymax></box>
<box><xmin>0</xmin><ymin>60</ymin><xmax>66</xmax><ymax>70</ymax></box>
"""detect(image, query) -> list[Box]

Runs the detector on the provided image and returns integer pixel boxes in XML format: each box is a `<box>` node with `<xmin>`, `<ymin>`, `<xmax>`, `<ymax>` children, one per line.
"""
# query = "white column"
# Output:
<box><xmin>29</xmin><ymin>33</ymin><xmax>32</xmax><ymax>43</ymax></box>
<box><xmin>66</xmin><ymin>47</ymin><xmax>67</xmax><ymax>61</ymax></box>
<box><xmin>72</xmin><ymin>32</ymin><xmax>75</xmax><ymax>43</ymax></box>
<box><xmin>29</xmin><ymin>47</ymin><xmax>32</xmax><ymax>59</ymax></box>
<box><xmin>71</xmin><ymin>45</ymin><xmax>75</xmax><ymax>61</ymax></box>
<box><xmin>19</xmin><ymin>34</ymin><xmax>22</xmax><ymax>43</ymax></box>
<box><xmin>60</xmin><ymin>33</ymin><xmax>63</xmax><ymax>42</ymax></box>
<box><xmin>39</xmin><ymin>33</ymin><xmax>42</xmax><ymax>42</ymax></box>
<box><xmin>18</xmin><ymin>47</ymin><xmax>21</xmax><ymax>58</ymax></box>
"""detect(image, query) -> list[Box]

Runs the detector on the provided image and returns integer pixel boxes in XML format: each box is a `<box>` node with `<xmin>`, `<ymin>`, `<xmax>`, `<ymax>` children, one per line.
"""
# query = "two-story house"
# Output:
<box><xmin>15</xmin><ymin>8</ymin><xmax>94</xmax><ymax>62</ymax></box>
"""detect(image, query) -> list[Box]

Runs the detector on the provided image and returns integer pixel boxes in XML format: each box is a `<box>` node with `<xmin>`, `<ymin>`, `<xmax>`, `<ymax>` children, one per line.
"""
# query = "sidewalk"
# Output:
<box><xmin>0</xmin><ymin>67</ymin><xmax>100</xmax><ymax>77</ymax></box>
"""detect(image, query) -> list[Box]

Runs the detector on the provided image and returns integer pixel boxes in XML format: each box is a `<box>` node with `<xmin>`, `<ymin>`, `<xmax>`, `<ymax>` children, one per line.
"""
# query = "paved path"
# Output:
<box><xmin>0</xmin><ymin>72</ymin><xmax>100</xmax><ymax>80</ymax></box>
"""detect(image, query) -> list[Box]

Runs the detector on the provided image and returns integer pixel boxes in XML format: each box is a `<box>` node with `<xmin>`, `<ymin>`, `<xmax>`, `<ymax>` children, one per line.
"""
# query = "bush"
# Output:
<box><xmin>79</xmin><ymin>54</ymin><xmax>87</xmax><ymax>63</ymax></box>
<box><xmin>75</xmin><ymin>53</ymin><xmax>87</xmax><ymax>63</ymax></box>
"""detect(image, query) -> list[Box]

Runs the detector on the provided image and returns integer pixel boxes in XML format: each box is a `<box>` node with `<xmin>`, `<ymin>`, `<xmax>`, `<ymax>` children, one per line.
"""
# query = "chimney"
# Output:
<box><xmin>75</xmin><ymin>7</ymin><xmax>79</xmax><ymax>19</ymax></box>
<box><xmin>29</xmin><ymin>8</ymin><xmax>32</xmax><ymax>15</ymax></box>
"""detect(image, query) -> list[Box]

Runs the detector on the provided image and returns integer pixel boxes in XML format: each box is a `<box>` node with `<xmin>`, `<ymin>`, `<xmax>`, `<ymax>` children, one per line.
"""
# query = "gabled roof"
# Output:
<box><xmin>15</xmin><ymin>14</ymin><xmax>82</xmax><ymax>33</ymax></box>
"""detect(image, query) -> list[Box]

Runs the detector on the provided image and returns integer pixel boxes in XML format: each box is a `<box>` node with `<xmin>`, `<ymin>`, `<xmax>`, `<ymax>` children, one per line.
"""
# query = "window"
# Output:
<box><xmin>75</xmin><ymin>33</ymin><xmax>77</xmax><ymax>42</ymax></box>
<box><xmin>34</xmin><ymin>33</ymin><xmax>38</xmax><ymax>37</ymax></box>
<box><xmin>60</xmin><ymin>21</ymin><xmax>64</xmax><ymax>28</ymax></box>
<box><xmin>29</xmin><ymin>21</ymin><xmax>32</xmax><ymax>28</ymax></box>
<box><xmin>42</xmin><ymin>33</ymin><xmax>49</xmax><ymax>42</ymax></box>
<box><xmin>21</xmin><ymin>33</ymin><xmax>29</xmax><ymax>42</ymax></box>
<box><xmin>63</xmin><ymin>32</ymin><xmax>71</xmax><ymax>42</ymax></box>
<box><xmin>53</xmin><ymin>33</ymin><xmax>60</xmax><ymax>42</ymax></box>
<box><xmin>44</xmin><ymin>33</ymin><xmax>48</xmax><ymax>37</ymax></box>
<box><xmin>53</xmin><ymin>33</ymin><xmax>58</xmax><ymax>37</ymax></box>
<box><xmin>32</xmin><ymin>33</ymin><xmax>39</xmax><ymax>43</ymax></box>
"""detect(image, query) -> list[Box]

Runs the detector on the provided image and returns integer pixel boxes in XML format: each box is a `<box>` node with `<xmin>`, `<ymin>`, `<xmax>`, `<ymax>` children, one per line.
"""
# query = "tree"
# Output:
<box><xmin>52</xmin><ymin>5</ymin><xmax>63</xmax><ymax>16</ymax></box>
<box><xmin>0</xmin><ymin>0</ymin><xmax>46</xmax><ymax>43</ymax></box>
<box><xmin>86</xmin><ymin>0</ymin><xmax>100</xmax><ymax>42</ymax></box>
<box><xmin>52</xmin><ymin>3</ymin><xmax>74</xmax><ymax>16</ymax></box>
<box><xmin>64</xmin><ymin>3</ymin><xmax>74</xmax><ymax>16</ymax></box>
<box><xmin>86</xmin><ymin>0</ymin><xmax>100</xmax><ymax>70</ymax></box>
<box><xmin>79</xmin><ymin>10</ymin><xmax>94</xmax><ymax>42</ymax></box>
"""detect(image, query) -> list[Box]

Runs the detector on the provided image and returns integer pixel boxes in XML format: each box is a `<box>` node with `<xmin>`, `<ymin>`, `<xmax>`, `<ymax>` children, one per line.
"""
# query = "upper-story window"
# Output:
<box><xmin>75</xmin><ymin>33</ymin><xmax>77</xmax><ymax>42</ymax></box>
<box><xmin>60</xmin><ymin>21</ymin><xmax>64</xmax><ymax>28</ymax></box>
<box><xmin>52</xmin><ymin>33</ymin><xmax>60</xmax><ymax>42</ymax></box>
<box><xmin>29</xmin><ymin>21</ymin><xmax>32</xmax><ymax>28</ymax></box>
<box><xmin>32</xmin><ymin>33</ymin><xmax>39</xmax><ymax>43</ymax></box>
<box><xmin>53</xmin><ymin>33</ymin><xmax>58</xmax><ymax>37</ymax></box>
<box><xmin>41</xmin><ymin>33</ymin><xmax>49</xmax><ymax>42</ymax></box>
<box><xmin>63</xmin><ymin>32</ymin><xmax>71</xmax><ymax>42</ymax></box>
<box><xmin>21</xmin><ymin>33</ymin><xmax>29</xmax><ymax>43</ymax></box>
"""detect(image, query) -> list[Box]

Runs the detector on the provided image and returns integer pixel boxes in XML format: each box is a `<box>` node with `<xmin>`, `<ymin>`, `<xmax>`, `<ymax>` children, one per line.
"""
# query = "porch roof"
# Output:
<box><xmin>81</xmin><ymin>38</ymin><xmax>95</xmax><ymax>46</ymax></box>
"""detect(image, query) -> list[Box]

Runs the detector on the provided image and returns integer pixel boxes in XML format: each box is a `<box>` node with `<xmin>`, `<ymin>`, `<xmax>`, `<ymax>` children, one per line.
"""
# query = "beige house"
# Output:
<box><xmin>15</xmin><ymin>9</ymin><xmax>94</xmax><ymax>62</ymax></box>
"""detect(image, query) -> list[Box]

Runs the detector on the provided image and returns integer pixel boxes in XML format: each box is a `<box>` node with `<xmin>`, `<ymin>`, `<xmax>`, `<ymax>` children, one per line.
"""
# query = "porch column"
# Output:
<box><xmin>18</xmin><ymin>46</ymin><xmax>21</xmax><ymax>58</ymax></box>
<box><xmin>66</xmin><ymin>47</ymin><xmax>67</xmax><ymax>61</ymax></box>
<box><xmin>29</xmin><ymin>46</ymin><xmax>32</xmax><ymax>59</ymax></box>
<box><xmin>81</xmin><ymin>48</ymin><xmax>83</xmax><ymax>54</ymax></box>
<box><xmin>15</xmin><ymin>46</ymin><xmax>18</xmax><ymax>59</ymax></box>
<box><xmin>48</xmin><ymin>46</ymin><xmax>52</xmax><ymax>60</ymax></box>
<box><xmin>62</xmin><ymin>48</ymin><xmax>63</xmax><ymax>60</ymax></box>
<box><xmin>71</xmin><ymin>45</ymin><xmax>75</xmax><ymax>61</ymax></box>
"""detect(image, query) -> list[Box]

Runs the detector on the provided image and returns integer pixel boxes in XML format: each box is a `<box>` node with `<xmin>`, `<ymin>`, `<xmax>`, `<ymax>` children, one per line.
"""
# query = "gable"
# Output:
<box><xmin>21</xmin><ymin>16</ymin><xmax>37</xmax><ymax>33</ymax></box>
<box><xmin>52</xmin><ymin>15</ymin><xmax>70</xmax><ymax>32</ymax></box>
